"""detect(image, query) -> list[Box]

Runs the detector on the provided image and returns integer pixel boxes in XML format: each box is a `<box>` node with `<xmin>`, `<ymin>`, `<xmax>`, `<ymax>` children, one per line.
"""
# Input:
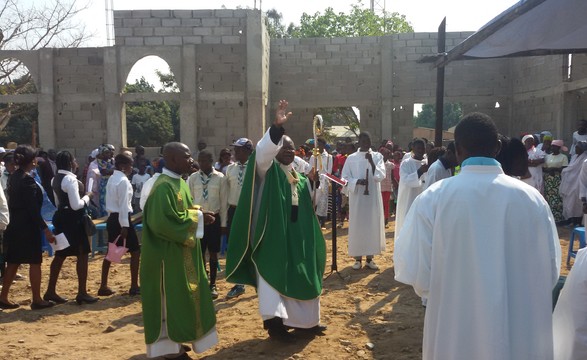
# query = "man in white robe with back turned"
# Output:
<box><xmin>394</xmin><ymin>138</ymin><xmax>428</xmax><ymax>239</ymax></box>
<box><xmin>394</xmin><ymin>112</ymin><xmax>561</xmax><ymax>360</ymax></box>
<box><xmin>341</xmin><ymin>132</ymin><xmax>386</xmax><ymax>270</ymax></box>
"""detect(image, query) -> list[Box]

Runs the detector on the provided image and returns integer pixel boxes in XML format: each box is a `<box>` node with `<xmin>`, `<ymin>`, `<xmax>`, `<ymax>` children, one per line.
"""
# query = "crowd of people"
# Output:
<box><xmin>1</xmin><ymin>100</ymin><xmax>587</xmax><ymax>359</ymax></box>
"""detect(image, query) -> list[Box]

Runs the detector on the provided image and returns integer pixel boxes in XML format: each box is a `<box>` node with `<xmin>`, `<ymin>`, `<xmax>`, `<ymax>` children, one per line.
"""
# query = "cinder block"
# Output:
<box><xmin>134</xmin><ymin>27</ymin><xmax>153</xmax><ymax>36</ymax></box>
<box><xmin>183</xmin><ymin>36</ymin><xmax>203</xmax><ymax>45</ymax></box>
<box><xmin>145</xmin><ymin>37</ymin><xmax>163</xmax><ymax>46</ymax></box>
<box><xmin>202</xmin><ymin>18</ymin><xmax>221</xmax><ymax>27</ymax></box>
<box><xmin>173</xmin><ymin>10</ymin><xmax>193</xmax><ymax>18</ymax></box>
<box><xmin>142</xmin><ymin>18</ymin><xmax>162</xmax><ymax>27</ymax></box>
<box><xmin>151</xmin><ymin>10</ymin><xmax>171</xmax><ymax>18</ymax></box>
<box><xmin>114</xmin><ymin>18</ymin><xmax>123</xmax><ymax>27</ymax></box>
<box><xmin>193</xmin><ymin>10</ymin><xmax>215</xmax><ymax>18</ymax></box>
<box><xmin>125</xmin><ymin>37</ymin><xmax>144</xmax><ymax>46</ymax></box>
<box><xmin>213</xmin><ymin>27</ymin><xmax>233</xmax><ymax>36</ymax></box>
<box><xmin>114</xmin><ymin>37</ymin><xmax>125</xmax><ymax>46</ymax></box>
<box><xmin>222</xmin><ymin>36</ymin><xmax>241</xmax><ymax>44</ymax></box>
<box><xmin>325</xmin><ymin>44</ymin><xmax>340</xmax><ymax>52</ymax></box>
<box><xmin>115</xmin><ymin>27</ymin><xmax>132</xmax><ymax>37</ymax></box>
<box><xmin>163</xmin><ymin>36</ymin><xmax>182</xmax><ymax>46</ymax></box>
<box><xmin>202</xmin><ymin>36</ymin><xmax>222</xmax><ymax>44</ymax></box>
<box><xmin>311</xmin><ymin>59</ymin><xmax>327</xmax><ymax>66</ymax></box>
<box><xmin>406</xmin><ymin>39</ymin><xmax>422</xmax><ymax>47</ymax></box>
<box><xmin>131</xmin><ymin>10</ymin><xmax>151</xmax><ymax>18</ymax></box>
<box><xmin>122</xmin><ymin>18</ymin><xmax>142</xmax><ymax>27</ymax></box>
<box><xmin>70</xmin><ymin>57</ymin><xmax>89</xmax><ymax>66</ymax></box>
<box><xmin>114</xmin><ymin>10</ymin><xmax>132</xmax><ymax>19</ymax></box>
<box><xmin>221</xmin><ymin>18</ymin><xmax>241</xmax><ymax>26</ymax></box>
<box><xmin>154</xmin><ymin>27</ymin><xmax>174</xmax><ymax>36</ymax></box>
<box><xmin>331</xmin><ymin>38</ymin><xmax>346</xmax><ymax>44</ymax></box>
<box><xmin>173</xmin><ymin>27</ymin><xmax>193</xmax><ymax>36</ymax></box>
<box><xmin>301</xmin><ymin>52</ymin><xmax>316</xmax><ymax>59</ymax></box>
<box><xmin>193</xmin><ymin>27</ymin><xmax>213</xmax><ymax>36</ymax></box>
<box><xmin>162</xmin><ymin>19</ymin><xmax>181</xmax><ymax>27</ymax></box>
<box><xmin>214</xmin><ymin>9</ymin><xmax>233</xmax><ymax>17</ymax></box>
<box><xmin>182</xmin><ymin>18</ymin><xmax>202</xmax><ymax>26</ymax></box>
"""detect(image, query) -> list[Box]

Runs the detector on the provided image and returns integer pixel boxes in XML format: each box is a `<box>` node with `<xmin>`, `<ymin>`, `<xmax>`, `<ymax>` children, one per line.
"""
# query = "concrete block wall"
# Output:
<box><xmin>114</xmin><ymin>9</ymin><xmax>247</xmax><ymax>46</ymax></box>
<box><xmin>53</xmin><ymin>47</ymin><xmax>107</xmax><ymax>158</ymax></box>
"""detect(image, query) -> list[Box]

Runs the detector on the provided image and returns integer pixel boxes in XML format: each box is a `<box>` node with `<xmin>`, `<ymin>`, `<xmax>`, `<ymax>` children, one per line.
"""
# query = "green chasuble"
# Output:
<box><xmin>140</xmin><ymin>174</ymin><xmax>216</xmax><ymax>345</ymax></box>
<box><xmin>226</xmin><ymin>151</ymin><xmax>326</xmax><ymax>300</ymax></box>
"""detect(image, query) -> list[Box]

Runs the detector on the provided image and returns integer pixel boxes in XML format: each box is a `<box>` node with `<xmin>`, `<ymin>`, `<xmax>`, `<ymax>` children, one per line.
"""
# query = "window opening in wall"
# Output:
<box><xmin>0</xmin><ymin>59</ymin><xmax>39</xmax><ymax>146</ymax></box>
<box><xmin>124</xmin><ymin>56</ymin><xmax>180</xmax><ymax>146</ymax></box>
<box><xmin>313</xmin><ymin>106</ymin><xmax>361</xmax><ymax>144</ymax></box>
<box><xmin>413</xmin><ymin>102</ymin><xmax>463</xmax><ymax>131</ymax></box>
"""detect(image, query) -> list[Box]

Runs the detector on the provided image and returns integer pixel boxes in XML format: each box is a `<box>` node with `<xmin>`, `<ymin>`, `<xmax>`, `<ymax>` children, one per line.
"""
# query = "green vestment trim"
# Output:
<box><xmin>140</xmin><ymin>174</ymin><xmax>216</xmax><ymax>345</ymax></box>
<box><xmin>226</xmin><ymin>151</ymin><xmax>326</xmax><ymax>300</ymax></box>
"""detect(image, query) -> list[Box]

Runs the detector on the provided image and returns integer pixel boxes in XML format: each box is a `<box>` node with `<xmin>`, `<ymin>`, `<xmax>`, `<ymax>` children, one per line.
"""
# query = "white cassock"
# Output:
<box><xmin>423</xmin><ymin>159</ymin><xmax>451</xmax><ymax>190</ymax></box>
<box><xmin>553</xmin><ymin>248</ymin><xmax>587</xmax><ymax>360</ymax></box>
<box><xmin>309</xmin><ymin>150</ymin><xmax>333</xmax><ymax>218</ymax></box>
<box><xmin>394</xmin><ymin>156</ymin><xmax>426</xmax><ymax>239</ymax></box>
<box><xmin>341</xmin><ymin>150</ymin><xmax>386</xmax><ymax>257</ymax></box>
<box><xmin>560</xmin><ymin>153</ymin><xmax>587</xmax><ymax>220</ymax></box>
<box><xmin>254</xmin><ymin>129</ymin><xmax>320</xmax><ymax>329</ymax></box>
<box><xmin>292</xmin><ymin>155</ymin><xmax>310</xmax><ymax>175</ymax></box>
<box><xmin>394</xmin><ymin>162</ymin><xmax>561</xmax><ymax>360</ymax></box>
<box><xmin>528</xmin><ymin>146</ymin><xmax>546</xmax><ymax>193</ymax></box>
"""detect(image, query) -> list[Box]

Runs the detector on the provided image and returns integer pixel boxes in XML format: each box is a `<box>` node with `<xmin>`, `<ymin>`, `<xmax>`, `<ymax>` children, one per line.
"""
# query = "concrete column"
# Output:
<box><xmin>180</xmin><ymin>44</ymin><xmax>197</xmax><ymax>148</ymax></box>
<box><xmin>380</xmin><ymin>36</ymin><xmax>393</xmax><ymax>140</ymax></box>
<box><xmin>37</xmin><ymin>48</ymin><xmax>56</xmax><ymax>149</ymax></box>
<box><xmin>245</xmin><ymin>10</ymin><xmax>267</xmax><ymax>140</ymax></box>
<box><xmin>103</xmin><ymin>47</ymin><xmax>124</xmax><ymax>149</ymax></box>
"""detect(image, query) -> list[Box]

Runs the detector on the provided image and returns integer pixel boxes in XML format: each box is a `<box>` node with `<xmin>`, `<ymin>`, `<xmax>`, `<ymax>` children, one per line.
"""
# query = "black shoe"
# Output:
<box><xmin>97</xmin><ymin>287</ymin><xmax>115</xmax><ymax>296</ymax></box>
<box><xmin>43</xmin><ymin>293</ymin><xmax>69</xmax><ymax>304</ymax></box>
<box><xmin>264</xmin><ymin>317</ymin><xmax>295</xmax><ymax>342</ymax></box>
<box><xmin>31</xmin><ymin>300</ymin><xmax>55</xmax><ymax>310</ymax></box>
<box><xmin>76</xmin><ymin>294</ymin><xmax>99</xmax><ymax>305</ymax></box>
<box><xmin>128</xmin><ymin>287</ymin><xmax>140</xmax><ymax>296</ymax></box>
<box><xmin>0</xmin><ymin>300</ymin><xmax>19</xmax><ymax>309</ymax></box>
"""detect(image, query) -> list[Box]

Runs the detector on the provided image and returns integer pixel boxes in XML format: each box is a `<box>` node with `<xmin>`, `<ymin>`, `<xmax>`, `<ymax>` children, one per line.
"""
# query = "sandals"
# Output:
<box><xmin>43</xmin><ymin>293</ymin><xmax>69</xmax><ymax>304</ymax></box>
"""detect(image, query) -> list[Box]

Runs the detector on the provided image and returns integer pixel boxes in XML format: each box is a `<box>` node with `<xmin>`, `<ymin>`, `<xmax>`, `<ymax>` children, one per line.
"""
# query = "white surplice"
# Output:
<box><xmin>394</xmin><ymin>163</ymin><xmax>561</xmax><ymax>360</ymax></box>
<box><xmin>528</xmin><ymin>146</ymin><xmax>546</xmax><ymax>193</ymax></box>
<box><xmin>394</xmin><ymin>156</ymin><xmax>426</xmax><ymax>239</ymax></box>
<box><xmin>423</xmin><ymin>158</ymin><xmax>452</xmax><ymax>190</ymax></box>
<box><xmin>309</xmin><ymin>150</ymin><xmax>333</xmax><ymax>218</ymax></box>
<box><xmin>341</xmin><ymin>150</ymin><xmax>386</xmax><ymax>257</ymax></box>
<box><xmin>253</xmin><ymin>128</ymin><xmax>320</xmax><ymax>329</ymax></box>
<box><xmin>553</xmin><ymin>248</ymin><xmax>587</xmax><ymax>360</ymax></box>
<box><xmin>560</xmin><ymin>153</ymin><xmax>587</xmax><ymax>220</ymax></box>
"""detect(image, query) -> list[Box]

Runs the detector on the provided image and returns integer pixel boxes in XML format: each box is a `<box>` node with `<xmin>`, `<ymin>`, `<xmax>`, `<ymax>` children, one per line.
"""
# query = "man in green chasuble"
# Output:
<box><xmin>226</xmin><ymin>100</ymin><xmax>327</xmax><ymax>341</ymax></box>
<box><xmin>140</xmin><ymin>142</ymin><xmax>218</xmax><ymax>359</ymax></box>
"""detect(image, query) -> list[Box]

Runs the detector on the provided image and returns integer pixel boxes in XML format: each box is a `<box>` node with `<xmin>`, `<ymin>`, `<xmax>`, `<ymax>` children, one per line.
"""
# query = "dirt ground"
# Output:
<box><xmin>0</xmin><ymin>220</ymin><xmax>574</xmax><ymax>360</ymax></box>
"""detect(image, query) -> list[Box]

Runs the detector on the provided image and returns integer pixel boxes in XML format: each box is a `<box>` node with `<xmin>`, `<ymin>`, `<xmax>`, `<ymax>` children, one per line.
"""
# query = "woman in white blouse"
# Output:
<box><xmin>44</xmin><ymin>151</ymin><xmax>98</xmax><ymax>305</ymax></box>
<box><xmin>543</xmin><ymin>140</ymin><xmax>569</xmax><ymax>223</ymax></box>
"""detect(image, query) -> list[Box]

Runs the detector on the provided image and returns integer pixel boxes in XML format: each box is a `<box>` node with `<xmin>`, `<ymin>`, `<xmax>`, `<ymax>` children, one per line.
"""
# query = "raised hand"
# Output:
<box><xmin>274</xmin><ymin>99</ymin><xmax>293</xmax><ymax>127</ymax></box>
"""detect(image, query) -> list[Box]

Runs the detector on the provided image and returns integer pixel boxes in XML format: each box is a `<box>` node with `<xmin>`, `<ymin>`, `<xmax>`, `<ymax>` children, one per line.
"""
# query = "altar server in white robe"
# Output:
<box><xmin>309</xmin><ymin>137</ymin><xmax>333</xmax><ymax>229</ymax></box>
<box><xmin>553</xmin><ymin>248</ymin><xmax>587</xmax><ymax>360</ymax></box>
<box><xmin>423</xmin><ymin>142</ymin><xmax>457</xmax><ymax>190</ymax></box>
<box><xmin>341</xmin><ymin>132</ymin><xmax>386</xmax><ymax>270</ymax></box>
<box><xmin>394</xmin><ymin>138</ymin><xmax>428</xmax><ymax>239</ymax></box>
<box><xmin>395</xmin><ymin>112</ymin><xmax>561</xmax><ymax>360</ymax></box>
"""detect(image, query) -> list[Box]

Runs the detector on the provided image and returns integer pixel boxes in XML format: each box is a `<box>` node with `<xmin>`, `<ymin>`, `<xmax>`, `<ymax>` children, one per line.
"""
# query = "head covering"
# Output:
<box><xmin>540</xmin><ymin>131</ymin><xmax>553</xmax><ymax>136</ymax></box>
<box><xmin>551</xmin><ymin>139</ymin><xmax>568</xmax><ymax>152</ymax></box>
<box><xmin>576</xmin><ymin>141</ymin><xmax>587</xmax><ymax>152</ymax></box>
<box><xmin>231</xmin><ymin>138</ymin><xmax>253</xmax><ymax>150</ymax></box>
<box><xmin>99</xmin><ymin>144</ymin><xmax>115</xmax><ymax>156</ymax></box>
<box><xmin>0</xmin><ymin>147</ymin><xmax>5</xmax><ymax>154</ymax></box>
<box><xmin>522</xmin><ymin>134</ymin><xmax>534</xmax><ymax>144</ymax></box>
<box><xmin>542</xmin><ymin>135</ymin><xmax>553</xmax><ymax>141</ymax></box>
<box><xmin>90</xmin><ymin>149</ymin><xmax>99</xmax><ymax>158</ymax></box>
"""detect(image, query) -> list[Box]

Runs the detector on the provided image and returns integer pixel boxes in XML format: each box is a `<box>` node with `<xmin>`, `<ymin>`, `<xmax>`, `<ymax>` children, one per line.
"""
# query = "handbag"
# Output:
<box><xmin>82</xmin><ymin>213</ymin><xmax>97</xmax><ymax>236</ymax></box>
<box><xmin>105</xmin><ymin>235</ymin><xmax>128</xmax><ymax>263</ymax></box>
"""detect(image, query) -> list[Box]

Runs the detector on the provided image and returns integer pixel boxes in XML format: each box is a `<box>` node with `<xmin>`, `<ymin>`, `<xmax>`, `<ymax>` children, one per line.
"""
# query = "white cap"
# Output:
<box><xmin>90</xmin><ymin>149</ymin><xmax>99</xmax><ymax>158</ymax></box>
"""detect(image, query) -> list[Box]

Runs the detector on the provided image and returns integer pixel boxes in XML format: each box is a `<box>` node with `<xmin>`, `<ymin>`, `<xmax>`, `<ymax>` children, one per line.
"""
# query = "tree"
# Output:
<box><xmin>0</xmin><ymin>0</ymin><xmax>90</xmax><ymax>132</ymax></box>
<box><xmin>155</xmin><ymin>69</ymin><xmax>180</xmax><ymax>141</ymax></box>
<box><xmin>124</xmin><ymin>78</ymin><xmax>174</xmax><ymax>147</ymax></box>
<box><xmin>265</xmin><ymin>9</ymin><xmax>289</xmax><ymax>39</ymax></box>
<box><xmin>287</xmin><ymin>0</ymin><xmax>413</xmax><ymax>38</ymax></box>
<box><xmin>413</xmin><ymin>103</ymin><xmax>463</xmax><ymax>130</ymax></box>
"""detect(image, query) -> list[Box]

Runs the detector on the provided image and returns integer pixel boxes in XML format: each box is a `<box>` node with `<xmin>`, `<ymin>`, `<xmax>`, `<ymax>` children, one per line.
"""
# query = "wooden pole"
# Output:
<box><xmin>435</xmin><ymin>18</ymin><xmax>446</xmax><ymax>146</ymax></box>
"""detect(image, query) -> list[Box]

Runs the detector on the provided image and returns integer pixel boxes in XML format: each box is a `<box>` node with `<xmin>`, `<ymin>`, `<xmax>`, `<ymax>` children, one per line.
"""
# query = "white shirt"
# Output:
<box><xmin>225</xmin><ymin>161</ymin><xmax>248</xmax><ymax>206</ymax></box>
<box><xmin>131</xmin><ymin>173</ymin><xmax>151</xmax><ymax>198</ymax></box>
<box><xmin>105</xmin><ymin>170</ymin><xmax>133</xmax><ymax>227</ymax></box>
<box><xmin>423</xmin><ymin>159</ymin><xmax>452</xmax><ymax>190</ymax></box>
<box><xmin>53</xmin><ymin>169</ymin><xmax>90</xmax><ymax>211</ymax></box>
<box><xmin>188</xmin><ymin>169</ymin><xmax>228</xmax><ymax>227</ymax></box>
<box><xmin>292</xmin><ymin>155</ymin><xmax>310</xmax><ymax>174</ymax></box>
<box><xmin>140</xmin><ymin>173</ymin><xmax>160</xmax><ymax>211</ymax></box>
<box><xmin>395</xmin><ymin>163</ymin><xmax>561</xmax><ymax>360</ymax></box>
<box><xmin>309</xmin><ymin>150</ymin><xmax>333</xmax><ymax>176</ymax></box>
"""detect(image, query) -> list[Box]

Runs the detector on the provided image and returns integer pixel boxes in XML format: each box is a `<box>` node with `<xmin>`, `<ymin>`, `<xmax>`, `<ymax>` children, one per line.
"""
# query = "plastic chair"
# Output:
<box><xmin>91</xmin><ymin>222</ymin><xmax>108</xmax><ymax>258</ymax></box>
<box><xmin>567</xmin><ymin>226</ymin><xmax>586</xmax><ymax>267</ymax></box>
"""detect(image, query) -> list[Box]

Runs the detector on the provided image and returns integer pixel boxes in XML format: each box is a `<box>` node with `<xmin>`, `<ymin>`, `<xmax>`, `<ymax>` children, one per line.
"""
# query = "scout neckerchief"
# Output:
<box><xmin>199</xmin><ymin>170</ymin><xmax>212</xmax><ymax>201</ymax></box>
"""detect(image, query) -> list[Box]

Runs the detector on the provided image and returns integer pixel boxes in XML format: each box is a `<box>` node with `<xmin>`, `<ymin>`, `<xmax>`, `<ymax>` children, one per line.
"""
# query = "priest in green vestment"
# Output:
<box><xmin>140</xmin><ymin>142</ymin><xmax>218</xmax><ymax>358</ymax></box>
<box><xmin>226</xmin><ymin>100</ymin><xmax>327</xmax><ymax>341</ymax></box>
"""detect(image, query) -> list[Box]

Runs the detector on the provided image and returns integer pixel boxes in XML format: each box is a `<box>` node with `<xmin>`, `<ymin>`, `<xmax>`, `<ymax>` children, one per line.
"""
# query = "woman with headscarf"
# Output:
<box><xmin>543</xmin><ymin>139</ymin><xmax>569</xmax><ymax>223</ymax></box>
<box><xmin>560</xmin><ymin>141</ymin><xmax>587</xmax><ymax>226</ymax></box>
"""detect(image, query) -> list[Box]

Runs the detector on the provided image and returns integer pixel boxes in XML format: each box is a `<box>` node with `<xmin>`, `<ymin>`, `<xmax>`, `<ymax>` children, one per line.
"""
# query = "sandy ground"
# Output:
<box><xmin>0</xmin><ymin>219</ymin><xmax>574</xmax><ymax>360</ymax></box>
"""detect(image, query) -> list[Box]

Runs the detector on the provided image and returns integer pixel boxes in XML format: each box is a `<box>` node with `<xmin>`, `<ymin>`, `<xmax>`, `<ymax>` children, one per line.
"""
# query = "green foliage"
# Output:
<box><xmin>0</xmin><ymin>74</ymin><xmax>38</xmax><ymax>145</ymax></box>
<box><xmin>265</xmin><ymin>9</ymin><xmax>288</xmax><ymax>39</ymax></box>
<box><xmin>413</xmin><ymin>103</ymin><xmax>463</xmax><ymax>130</ymax></box>
<box><xmin>286</xmin><ymin>1</ymin><xmax>413</xmax><ymax>38</ymax></box>
<box><xmin>124</xmin><ymin>77</ymin><xmax>174</xmax><ymax>147</ymax></box>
